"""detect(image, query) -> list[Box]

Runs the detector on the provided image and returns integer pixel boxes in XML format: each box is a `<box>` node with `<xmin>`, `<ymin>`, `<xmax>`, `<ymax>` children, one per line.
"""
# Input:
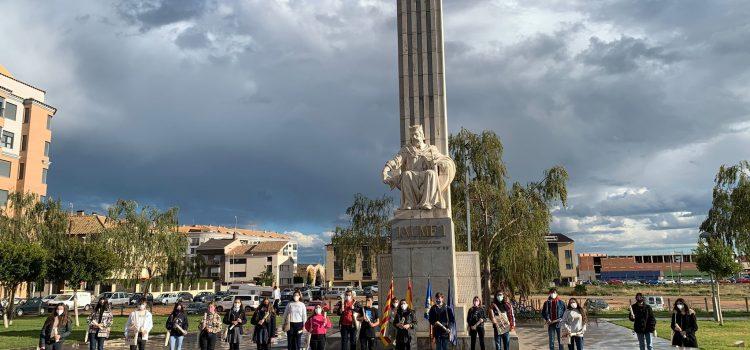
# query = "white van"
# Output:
<box><xmin>228</xmin><ymin>284</ymin><xmax>273</xmax><ymax>298</ymax></box>
<box><xmin>47</xmin><ymin>291</ymin><xmax>92</xmax><ymax>311</ymax></box>
<box><xmin>645</xmin><ymin>295</ymin><xmax>665</xmax><ymax>311</ymax></box>
<box><xmin>216</xmin><ymin>294</ymin><xmax>260</xmax><ymax>312</ymax></box>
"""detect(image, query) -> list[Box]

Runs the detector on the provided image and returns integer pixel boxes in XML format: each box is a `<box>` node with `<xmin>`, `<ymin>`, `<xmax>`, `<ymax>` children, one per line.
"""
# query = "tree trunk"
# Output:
<box><xmin>482</xmin><ymin>256</ymin><xmax>492</xmax><ymax>305</ymax></box>
<box><xmin>73</xmin><ymin>288</ymin><xmax>80</xmax><ymax>327</ymax></box>
<box><xmin>3</xmin><ymin>285</ymin><xmax>17</xmax><ymax>328</ymax></box>
<box><xmin>710</xmin><ymin>275</ymin><xmax>719</xmax><ymax>322</ymax></box>
<box><xmin>716</xmin><ymin>281</ymin><xmax>723</xmax><ymax>325</ymax></box>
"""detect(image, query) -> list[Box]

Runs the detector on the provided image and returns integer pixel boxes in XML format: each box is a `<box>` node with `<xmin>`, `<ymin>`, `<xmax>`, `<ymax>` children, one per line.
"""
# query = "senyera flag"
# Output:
<box><xmin>378</xmin><ymin>277</ymin><xmax>395</xmax><ymax>346</ymax></box>
<box><xmin>406</xmin><ymin>277</ymin><xmax>414</xmax><ymax>309</ymax></box>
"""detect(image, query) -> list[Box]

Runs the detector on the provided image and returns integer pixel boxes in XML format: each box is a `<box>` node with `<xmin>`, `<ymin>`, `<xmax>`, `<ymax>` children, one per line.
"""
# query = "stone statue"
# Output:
<box><xmin>382</xmin><ymin>124</ymin><xmax>456</xmax><ymax>210</ymax></box>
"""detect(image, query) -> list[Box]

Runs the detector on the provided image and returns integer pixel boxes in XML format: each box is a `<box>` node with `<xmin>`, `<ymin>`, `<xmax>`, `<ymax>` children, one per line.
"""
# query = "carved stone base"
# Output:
<box><xmin>393</xmin><ymin>208</ymin><xmax>451</xmax><ymax>220</ymax></box>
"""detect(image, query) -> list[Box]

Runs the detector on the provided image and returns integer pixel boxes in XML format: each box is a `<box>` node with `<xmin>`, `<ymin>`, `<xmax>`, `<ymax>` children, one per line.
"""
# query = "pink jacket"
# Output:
<box><xmin>304</xmin><ymin>314</ymin><xmax>332</xmax><ymax>335</ymax></box>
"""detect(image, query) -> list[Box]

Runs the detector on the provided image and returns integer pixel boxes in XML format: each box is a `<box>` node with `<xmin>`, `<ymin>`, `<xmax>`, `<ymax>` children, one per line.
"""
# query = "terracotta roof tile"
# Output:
<box><xmin>178</xmin><ymin>225</ymin><xmax>289</xmax><ymax>239</ymax></box>
<box><xmin>67</xmin><ymin>214</ymin><xmax>109</xmax><ymax>235</ymax></box>
<box><xmin>196</xmin><ymin>238</ymin><xmax>235</xmax><ymax>251</ymax></box>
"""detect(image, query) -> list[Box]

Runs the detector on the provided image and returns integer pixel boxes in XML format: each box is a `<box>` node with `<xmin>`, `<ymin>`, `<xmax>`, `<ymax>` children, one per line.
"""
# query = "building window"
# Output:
<box><xmin>564</xmin><ymin>250</ymin><xmax>574</xmax><ymax>270</ymax></box>
<box><xmin>189</xmin><ymin>248</ymin><xmax>196</xmax><ymax>255</ymax></box>
<box><xmin>21</xmin><ymin>135</ymin><xmax>27</xmax><ymax>151</ymax></box>
<box><xmin>0</xmin><ymin>97</ymin><xmax>4</xmax><ymax>116</ymax></box>
<box><xmin>44</xmin><ymin>142</ymin><xmax>50</xmax><ymax>157</ymax></box>
<box><xmin>267</xmin><ymin>256</ymin><xmax>272</xmax><ymax>262</ymax></box>
<box><xmin>18</xmin><ymin>162</ymin><xmax>24</xmax><ymax>180</ymax></box>
<box><xmin>42</xmin><ymin>168</ymin><xmax>48</xmax><ymax>184</ymax></box>
<box><xmin>3</xmin><ymin>102</ymin><xmax>16</xmax><ymax>120</ymax></box>
<box><xmin>230</xmin><ymin>258</ymin><xmax>247</xmax><ymax>264</ymax></box>
<box><xmin>0</xmin><ymin>159</ymin><xmax>10</xmax><ymax>178</ymax></box>
<box><xmin>0</xmin><ymin>190</ymin><xmax>8</xmax><ymax>206</ymax></box>
<box><xmin>229</xmin><ymin>271</ymin><xmax>246</xmax><ymax>278</ymax></box>
<box><xmin>2</xmin><ymin>131</ymin><xmax>14</xmax><ymax>149</ymax></box>
<box><xmin>190</xmin><ymin>238</ymin><xmax>199</xmax><ymax>245</ymax></box>
<box><xmin>47</xmin><ymin>115</ymin><xmax>51</xmax><ymax>129</ymax></box>
<box><xmin>24</xmin><ymin>108</ymin><xmax>30</xmax><ymax>123</ymax></box>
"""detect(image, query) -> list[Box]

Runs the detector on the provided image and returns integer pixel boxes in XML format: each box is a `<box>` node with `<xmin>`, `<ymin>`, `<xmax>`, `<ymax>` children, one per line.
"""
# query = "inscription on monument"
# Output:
<box><xmin>392</xmin><ymin>223</ymin><xmax>450</xmax><ymax>246</ymax></box>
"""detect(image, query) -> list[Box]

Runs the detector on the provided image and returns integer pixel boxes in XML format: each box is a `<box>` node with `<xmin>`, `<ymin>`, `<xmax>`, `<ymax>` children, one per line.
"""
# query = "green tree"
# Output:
<box><xmin>331</xmin><ymin>194</ymin><xmax>393</xmax><ymax>271</ymax></box>
<box><xmin>103</xmin><ymin>200</ymin><xmax>185</xmax><ymax>293</ymax></box>
<box><xmin>695</xmin><ymin>238</ymin><xmax>742</xmax><ymax>325</ymax></box>
<box><xmin>0</xmin><ymin>241</ymin><xmax>46</xmax><ymax>328</ymax></box>
<box><xmin>449</xmin><ymin>128</ymin><xmax>568</xmax><ymax>301</ymax></box>
<box><xmin>258</xmin><ymin>269</ymin><xmax>275</xmax><ymax>286</ymax></box>
<box><xmin>700</xmin><ymin>160</ymin><xmax>750</xmax><ymax>256</ymax></box>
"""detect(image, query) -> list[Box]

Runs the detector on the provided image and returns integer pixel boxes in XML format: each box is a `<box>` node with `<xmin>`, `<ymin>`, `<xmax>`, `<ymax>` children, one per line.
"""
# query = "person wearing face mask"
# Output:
<box><xmin>39</xmin><ymin>304</ymin><xmax>71</xmax><ymax>350</ymax></box>
<box><xmin>541</xmin><ymin>288</ymin><xmax>566</xmax><ymax>350</ymax></box>
<box><xmin>393</xmin><ymin>299</ymin><xmax>417</xmax><ymax>350</ymax></box>
<box><xmin>670</xmin><ymin>298</ymin><xmax>697</xmax><ymax>347</ymax></box>
<box><xmin>357</xmin><ymin>295</ymin><xmax>381</xmax><ymax>350</ymax></box>
<box><xmin>336</xmin><ymin>290</ymin><xmax>359</xmax><ymax>350</ymax></box>
<box><xmin>282</xmin><ymin>290</ymin><xmax>307</xmax><ymax>350</ymax></box>
<box><xmin>428</xmin><ymin>292</ymin><xmax>455</xmax><ymax>350</ymax></box>
<box><xmin>489</xmin><ymin>291</ymin><xmax>515</xmax><ymax>350</ymax></box>
<box><xmin>125</xmin><ymin>300</ymin><xmax>153</xmax><ymax>350</ymax></box>
<box><xmin>304</xmin><ymin>303</ymin><xmax>332</xmax><ymax>350</ymax></box>
<box><xmin>87</xmin><ymin>297</ymin><xmax>113</xmax><ymax>350</ymax></box>
<box><xmin>251</xmin><ymin>298</ymin><xmax>277</xmax><ymax>350</ymax></box>
<box><xmin>166</xmin><ymin>302</ymin><xmax>189</xmax><ymax>350</ymax></box>
<box><xmin>628</xmin><ymin>293</ymin><xmax>656</xmax><ymax>350</ymax></box>
<box><xmin>560</xmin><ymin>298</ymin><xmax>586</xmax><ymax>350</ymax></box>
<box><xmin>199</xmin><ymin>301</ymin><xmax>223</xmax><ymax>350</ymax></box>
<box><xmin>466</xmin><ymin>296</ymin><xmax>486</xmax><ymax>350</ymax></box>
<box><xmin>223</xmin><ymin>298</ymin><xmax>247</xmax><ymax>350</ymax></box>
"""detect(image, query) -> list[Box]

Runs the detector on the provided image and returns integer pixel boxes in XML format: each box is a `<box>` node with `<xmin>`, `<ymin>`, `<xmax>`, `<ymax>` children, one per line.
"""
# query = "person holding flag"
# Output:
<box><xmin>393</xmin><ymin>299</ymin><xmax>417</xmax><ymax>350</ymax></box>
<box><xmin>357</xmin><ymin>295</ymin><xmax>380</xmax><ymax>350</ymax></box>
<box><xmin>428</xmin><ymin>291</ymin><xmax>455</xmax><ymax>350</ymax></box>
<box><xmin>378</xmin><ymin>278</ymin><xmax>396</xmax><ymax>347</ymax></box>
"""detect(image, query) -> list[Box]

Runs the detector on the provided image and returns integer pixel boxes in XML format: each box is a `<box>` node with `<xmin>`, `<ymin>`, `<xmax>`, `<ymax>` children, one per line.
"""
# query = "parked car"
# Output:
<box><xmin>607</xmin><ymin>279</ymin><xmax>623</xmax><ymax>285</ymax></box>
<box><xmin>311</xmin><ymin>288</ymin><xmax>324</xmax><ymax>301</ymax></box>
<box><xmin>299</xmin><ymin>290</ymin><xmax>313</xmax><ymax>302</ymax></box>
<box><xmin>364</xmin><ymin>286</ymin><xmax>378</xmax><ymax>295</ymax></box>
<box><xmin>736</xmin><ymin>277</ymin><xmax>750</xmax><ymax>284</ymax></box>
<box><xmin>95</xmin><ymin>292</ymin><xmax>130</xmax><ymax>306</ymax></box>
<box><xmin>129</xmin><ymin>293</ymin><xmax>154</xmax><ymax>305</ymax></box>
<box><xmin>278</xmin><ymin>300</ymin><xmax>290</xmax><ymax>314</ymax></box>
<box><xmin>216</xmin><ymin>294</ymin><xmax>259</xmax><ymax>312</ymax></box>
<box><xmin>41</xmin><ymin>294</ymin><xmax>60</xmax><ymax>305</ymax></box>
<box><xmin>324</xmin><ymin>290</ymin><xmax>342</xmax><ymax>300</ymax></box>
<box><xmin>186</xmin><ymin>302</ymin><xmax>209</xmax><ymax>315</ymax></box>
<box><xmin>645</xmin><ymin>295</ymin><xmax>665</xmax><ymax>311</ymax></box>
<box><xmin>46</xmin><ymin>292</ymin><xmax>93</xmax><ymax>312</ymax></box>
<box><xmin>155</xmin><ymin>292</ymin><xmax>191</xmax><ymax>305</ymax></box>
<box><xmin>305</xmin><ymin>300</ymin><xmax>331</xmax><ymax>314</ymax></box>
<box><xmin>280</xmin><ymin>289</ymin><xmax>294</xmax><ymax>301</ymax></box>
<box><xmin>14</xmin><ymin>297</ymin><xmax>46</xmax><ymax>316</ymax></box>
<box><xmin>193</xmin><ymin>292</ymin><xmax>215</xmax><ymax>303</ymax></box>
<box><xmin>585</xmin><ymin>298</ymin><xmax>609</xmax><ymax>313</ymax></box>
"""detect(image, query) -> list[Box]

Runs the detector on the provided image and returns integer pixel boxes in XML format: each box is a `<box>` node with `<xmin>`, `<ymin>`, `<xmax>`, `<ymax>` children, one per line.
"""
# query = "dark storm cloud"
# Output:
<box><xmin>2</xmin><ymin>0</ymin><xmax>750</xmax><ymax>259</ymax></box>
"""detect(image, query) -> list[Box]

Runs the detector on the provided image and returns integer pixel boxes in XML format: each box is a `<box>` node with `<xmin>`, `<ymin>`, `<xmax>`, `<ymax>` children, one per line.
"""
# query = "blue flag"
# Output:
<box><xmin>447</xmin><ymin>280</ymin><xmax>457</xmax><ymax>345</ymax></box>
<box><xmin>424</xmin><ymin>278</ymin><xmax>432</xmax><ymax>320</ymax></box>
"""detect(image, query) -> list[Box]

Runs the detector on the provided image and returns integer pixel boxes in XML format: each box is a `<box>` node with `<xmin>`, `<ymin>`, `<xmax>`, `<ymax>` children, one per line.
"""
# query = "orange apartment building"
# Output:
<box><xmin>0</xmin><ymin>64</ymin><xmax>55</xmax><ymax>205</ymax></box>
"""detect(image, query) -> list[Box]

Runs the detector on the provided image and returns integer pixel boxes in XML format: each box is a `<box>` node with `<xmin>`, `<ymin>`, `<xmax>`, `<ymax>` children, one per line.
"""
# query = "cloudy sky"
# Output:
<box><xmin>2</xmin><ymin>0</ymin><xmax>749</xmax><ymax>263</ymax></box>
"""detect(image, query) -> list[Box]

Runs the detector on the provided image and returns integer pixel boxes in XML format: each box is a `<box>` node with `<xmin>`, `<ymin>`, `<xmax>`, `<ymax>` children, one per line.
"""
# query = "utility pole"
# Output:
<box><xmin>465</xmin><ymin>146</ymin><xmax>472</xmax><ymax>252</ymax></box>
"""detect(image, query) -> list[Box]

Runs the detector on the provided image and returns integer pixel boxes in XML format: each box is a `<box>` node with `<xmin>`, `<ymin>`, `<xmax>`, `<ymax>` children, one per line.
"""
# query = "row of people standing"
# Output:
<box><xmin>628</xmin><ymin>292</ymin><xmax>698</xmax><ymax>350</ymax></box>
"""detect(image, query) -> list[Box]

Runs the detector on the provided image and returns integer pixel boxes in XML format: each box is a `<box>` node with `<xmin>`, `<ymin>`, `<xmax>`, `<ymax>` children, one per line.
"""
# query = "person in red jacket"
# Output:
<box><xmin>304</xmin><ymin>305</ymin><xmax>332</xmax><ymax>350</ymax></box>
<box><xmin>337</xmin><ymin>290</ymin><xmax>360</xmax><ymax>350</ymax></box>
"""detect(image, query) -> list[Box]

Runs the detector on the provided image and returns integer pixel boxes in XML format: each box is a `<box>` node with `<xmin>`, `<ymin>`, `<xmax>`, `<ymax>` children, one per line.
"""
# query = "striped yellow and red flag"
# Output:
<box><xmin>378</xmin><ymin>277</ymin><xmax>395</xmax><ymax>346</ymax></box>
<box><xmin>406</xmin><ymin>277</ymin><xmax>413</xmax><ymax>309</ymax></box>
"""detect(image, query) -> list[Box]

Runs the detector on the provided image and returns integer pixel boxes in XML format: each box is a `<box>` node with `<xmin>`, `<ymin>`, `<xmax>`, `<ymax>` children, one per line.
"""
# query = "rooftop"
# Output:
<box><xmin>228</xmin><ymin>241</ymin><xmax>289</xmax><ymax>255</ymax></box>
<box><xmin>67</xmin><ymin>212</ymin><xmax>109</xmax><ymax>235</ymax></box>
<box><xmin>178</xmin><ymin>224</ymin><xmax>289</xmax><ymax>240</ymax></box>
<box><xmin>196</xmin><ymin>238</ymin><xmax>236</xmax><ymax>251</ymax></box>
<box><xmin>545</xmin><ymin>233</ymin><xmax>574</xmax><ymax>243</ymax></box>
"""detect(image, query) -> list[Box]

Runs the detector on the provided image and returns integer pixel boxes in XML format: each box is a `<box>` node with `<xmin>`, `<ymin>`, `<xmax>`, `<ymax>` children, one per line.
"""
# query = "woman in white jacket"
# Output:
<box><xmin>560</xmin><ymin>298</ymin><xmax>587</xmax><ymax>350</ymax></box>
<box><xmin>125</xmin><ymin>300</ymin><xmax>154</xmax><ymax>350</ymax></box>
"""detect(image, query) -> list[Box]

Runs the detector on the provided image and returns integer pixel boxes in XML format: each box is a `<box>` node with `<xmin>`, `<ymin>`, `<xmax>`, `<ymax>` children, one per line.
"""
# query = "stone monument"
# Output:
<box><xmin>378</xmin><ymin>0</ymin><xmax>482</xmax><ymax>344</ymax></box>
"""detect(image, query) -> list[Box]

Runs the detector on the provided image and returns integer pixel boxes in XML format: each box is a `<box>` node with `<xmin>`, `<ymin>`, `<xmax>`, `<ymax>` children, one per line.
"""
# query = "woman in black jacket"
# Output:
<box><xmin>670</xmin><ymin>298</ymin><xmax>698</xmax><ymax>347</ymax></box>
<box><xmin>39</xmin><ymin>304</ymin><xmax>72</xmax><ymax>350</ymax></box>
<box><xmin>466</xmin><ymin>296</ymin><xmax>486</xmax><ymax>350</ymax></box>
<box><xmin>251</xmin><ymin>297</ymin><xmax>277</xmax><ymax>350</ymax></box>
<box><xmin>166</xmin><ymin>302</ymin><xmax>189</xmax><ymax>350</ymax></box>
<box><xmin>223</xmin><ymin>298</ymin><xmax>248</xmax><ymax>350</ymax></box>
<box><xmin>393</xmin><ymin>299</ymin><xmax>417</xmax><ymax>350</ymax></box>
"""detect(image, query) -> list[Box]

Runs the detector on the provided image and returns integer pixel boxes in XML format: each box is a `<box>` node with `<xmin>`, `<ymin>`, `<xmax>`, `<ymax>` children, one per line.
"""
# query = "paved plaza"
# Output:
<box><xmin>515</xmin><ymin>319</ymin><xmax>677</xmax><ymax>350</ymax></box>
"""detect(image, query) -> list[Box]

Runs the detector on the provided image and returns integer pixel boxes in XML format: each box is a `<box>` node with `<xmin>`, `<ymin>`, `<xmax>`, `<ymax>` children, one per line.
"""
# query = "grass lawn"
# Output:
<box><xmin>611</xmin><ymin>319</ymin><xmax>750</xmax><ymax>349</ymax></box>
<box><xmin>551</xmin><ymin>283</ymin><xmax>750</xmax><ymax>297</ymax></box>
<box><xmin>592</xmin><ymin>310</ymin><xmax>750</xmax><ymax>319</ymax></box>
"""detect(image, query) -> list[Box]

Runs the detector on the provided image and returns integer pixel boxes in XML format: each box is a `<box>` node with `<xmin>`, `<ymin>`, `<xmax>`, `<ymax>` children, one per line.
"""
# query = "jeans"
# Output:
<box><xmin>170</xmin><ymin>335</ymin><xmax>184</xmax><ymax>350</ymax></box>
<box><xmin>340</xmin><ymin>325</ymin><xmax>357</xmax><ymax>350</ymax></box>
<box><xmin>288</xmin><ymin>322</ymin><xmax>304</xmax><ymax>350</ymax></box>
<box><xmin>129</xmin><ymin>333</ymin><xmax>146</xmax><ymax>350</ymax></box>
<box><xmin>310</xmin><ymin>334</ymin><xmax>326</xmax><ymax>350</ymax></box>
<box><xmin>547</xmin><ymin>326</ymin><xmax>563</xmax><ymax>350</ymax></box>
<box><xmin>568</xmin><ymin>336</ymin><xmax>583</xmax><ymax>350</ymax></box>
<box><xmin>470</xmin><ymin>326</ymin><xmax>485</xmax><ymax>350</ymax></box>
<box><xmin>636</xmin><ymin>332</ymin><xmax>653</xmax><ymax>350</ymax></box>
<box><xmin>435</xmin><ymin>336</ymin><xmax>450</xmax><ymax>350</ymax></box>
<box><xmin>494</xmin><ymin>332</ymin><xmax>510</xmax><ymax>350</ymax></box>
<box><xmin>199</xmin><ymin>332</ymin><xmax>217</xmax><ymax>350</ymax></box>
<box><xmin>41</xmin><ymin>342</ymin><xmax>63</xmax><ymax>350</ymax></box>
<box><xmin>360</xmin><ymin>337</ymin><xmax>376</xmax><ymax>350</ymax></box>
<box><xmin>89</xmin><ymin>336</ymin><xmax>105</xmax><ymax>350</ymax></box>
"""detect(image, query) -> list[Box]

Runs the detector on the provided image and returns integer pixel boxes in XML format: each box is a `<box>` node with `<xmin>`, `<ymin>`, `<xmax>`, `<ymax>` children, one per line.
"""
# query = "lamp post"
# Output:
<box><xmin>464</xmin><ymin>145</ymin><xmax>472</xmax><ymax>252</ymax></box>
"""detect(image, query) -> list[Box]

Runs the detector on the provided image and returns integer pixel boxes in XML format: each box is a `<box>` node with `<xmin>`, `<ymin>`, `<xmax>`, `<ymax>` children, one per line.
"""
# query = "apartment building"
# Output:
<box><xmin>195</xmin><ymin>237</ymin><xmax>297</xmax><ymax>287</ymax></box>
<box><xmin>545</xmin><ymin>233</ymin><xmax>577</xmax><ymax>285</ymax></box>
<box><xmin>0</xmin><ymin>64</ymin><xmax>55</xmax><ymax>205</ymax></box>
<box><xmin>179</xmin><ymin>225</ymin><xmax>294</xmax><ymax>259</ymax></box>
<box><xmin>325</xmin><ymin>244</ymin><xmax>378</xmax><ymax>288</ymax></box>
<box><xmin>578</xmin><ymin>253</ymin><xmax>700</xmax><ymax>281</ymax></box>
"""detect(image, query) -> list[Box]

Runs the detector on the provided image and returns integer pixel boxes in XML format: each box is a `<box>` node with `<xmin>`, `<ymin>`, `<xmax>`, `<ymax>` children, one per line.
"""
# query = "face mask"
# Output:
<box><xmin>473</xmin><ymin>300</ymin><xmax>480</xmax><ymax>307</ymax></box>
<box><xmin>392</xmin><ymin>303</ymin><xmax>398</xmax><ymax>309</ymax></box>
<box><xmin>400</xmin><ymin>304</ymin><xmax>407</xmax><ymax>311</ymax></box>
<box><xmin>676</xmin><ymin>304</ymin><xmax>684</xmax><ymax>310</ymax></box>
<box><xmin>56</xmin><ymin>310</ymin><xmax>64</xmax><ymax>316</ymax></box>
<box><xmin>570</xmin><ymin>303</ymin><xmax>578</xmax><ymax>309</ymax></box>
<box><xmin>294</xmin><ymin>296</ymin><xmax>300</xmax><ymax>301</ymax></box>
<box><xmin>234</xmin><ymin>304</ymin><xmax>241</xmax><ymax>310</ymax></box>
<box><xmin>550</xmin><ymin>293</ymin><xmax>557</xmax><ymax>299</ymax></box>
<box><xmin>315</xmin><ymin>307</ymin><xmax>322</xmax><ymax>315</ymax></box>
<box><xmin>497</xmin><ymin>295</ymin><xmax>504</xmax><ymax>302</ymax></box>
<box><xmin>138</xmin><ymin>304</ymin><xmax>146</xmax><ymax>311</ymax></box>
<box><xmin>345</xmin><ymin>296</ymin><xmax>352</xmax><ymax>301</ymax></box>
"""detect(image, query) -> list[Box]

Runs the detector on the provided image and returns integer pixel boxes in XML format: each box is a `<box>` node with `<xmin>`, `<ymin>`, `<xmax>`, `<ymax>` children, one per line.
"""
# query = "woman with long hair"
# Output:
<box><xmin>393</xmin><ymin>299</ymin><xmax>417</xmax><ymax>350</ymax></box>
<box><xmin>489</xmin><ymin>291</ymin><xmax>515</xmax><ymax>350</ymax></box>
<box><xmin>282</xmin><ymin>290</ymin><xmax>307</xmax><ymax>350</ymax></box>
<box><xmin>251</xmin><ymin>297</ymin><xmax>277</xmax><ymax>350</ymax></box>
<box><xmin>223</xmin><ymin>297</ymin><xmax>247</xmax><ymax>350</ymax></box>
<box><xmin>166</xmin><ymin>301</ymin><xmax>189</xmax><ymax>350</ymax></box>
<box><xmin>670</xmin><ymin>298</ymin><xmax>698</xmax><ymax>347</ymax></box>
<box><xmin>466</xmin><ymin>296</ymin><xmax>487</xmax><ymax>350</ymax></box>
<box><xmin>124</xmin><ymin>299</ymin><xmax>153</xmax><ymax>350</ymax></box>
<box><xmin>39</xmin><ymin>304</ymin><xmax>71</xmax><ymax>350</ymax></box>
<box><xmin>560</xmin><ymin>297</ymin><xmax>587</xmax><ymax>350</ymax></box>
<box><xmin>199</xmin><ymin>301</ymin><xmax>223</xmax><ymax>350</ymax></box>
<box><xmin>87</xmin><ymin>297</ymin><xmax>113</xmax><ymax>350</ymax></box>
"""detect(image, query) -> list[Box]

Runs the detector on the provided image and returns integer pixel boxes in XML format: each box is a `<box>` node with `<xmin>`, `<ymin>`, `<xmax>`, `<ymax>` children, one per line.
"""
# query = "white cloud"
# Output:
<box><xmin>285</xmin><ymin>231</ymin><xmax>326</xmax><ymax>248</ymax></box>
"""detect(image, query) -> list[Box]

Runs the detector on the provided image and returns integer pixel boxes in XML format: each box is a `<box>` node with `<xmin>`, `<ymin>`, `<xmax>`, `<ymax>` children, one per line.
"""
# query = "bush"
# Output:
<box><xmin>573</xmin><ymin>284</ymin><xmax>587</xmax><ymax>296</ymax></box>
